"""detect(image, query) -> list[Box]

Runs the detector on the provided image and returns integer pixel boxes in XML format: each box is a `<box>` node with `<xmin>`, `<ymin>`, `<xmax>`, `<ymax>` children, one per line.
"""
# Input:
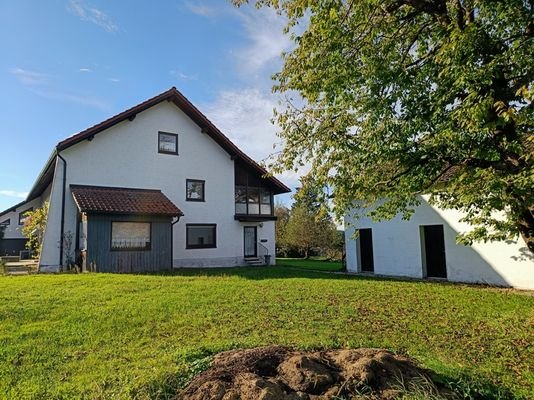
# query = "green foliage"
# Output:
<box><xmin>235</xmin><ymin>0</ymin><xmax>534</xmax><ymax>251</ymax></box>
<box><xmin>21</xmin><ymin>202</ymin><xmax>48</xmax><ymax>259</ymax></box>
<box><xmin>0</xmin><ymin>269</ymin><xmax>532</xmax><ymax>398</ymax></box>
<box><xmin>274</xmin><ymin>203</ymin><xmax>291</xmax><ymax>256</ymax></box>
<box><xmin>284</xmin><ymin>176</ymin><xmax>340</xmax><ymax>258</ymax></box>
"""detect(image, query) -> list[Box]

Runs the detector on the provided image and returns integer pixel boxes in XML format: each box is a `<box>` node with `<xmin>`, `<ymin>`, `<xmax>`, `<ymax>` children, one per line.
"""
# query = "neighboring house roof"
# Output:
<box><xmin>0</xmin><ymin>199</ymin><xmax>29</xmax><ymax>219</ymax></box>
<box><xmin>23</xmin><ymin>87</ymin><xmax>290</xmax><ymax>203</ymax></box>
<box><xmin>71</xmin><ymin>185</ymin><xmax>183</xmax><ymax>217</ymax></box>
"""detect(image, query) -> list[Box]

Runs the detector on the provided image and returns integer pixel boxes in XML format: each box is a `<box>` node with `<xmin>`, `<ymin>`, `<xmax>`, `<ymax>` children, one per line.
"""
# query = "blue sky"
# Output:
<box><xmin>0</xmin><ymin>0</ymin><xmax>298</xmax><ymax>210</ymax></box>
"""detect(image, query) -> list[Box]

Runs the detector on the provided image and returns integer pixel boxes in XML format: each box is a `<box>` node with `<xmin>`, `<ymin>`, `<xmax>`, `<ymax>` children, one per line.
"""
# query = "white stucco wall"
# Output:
<box><xmin>344</xmin><ymin>197</ymin><xmax>534</xmax><ymax>290</ymax></box>
<box><xmin>39</xmin><ymin>101</ymin><xmax>278</xmax><ymax>271</ymax></box>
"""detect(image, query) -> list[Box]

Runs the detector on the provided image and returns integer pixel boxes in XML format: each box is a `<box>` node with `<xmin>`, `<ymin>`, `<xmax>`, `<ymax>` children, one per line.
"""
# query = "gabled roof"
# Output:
<box><xmin>23</xmin><ymin>87</ymin><xmax>290</xmax><ymax>203</ymax></box>
<box><xmin>71</xmin><ymin>185</ymin><xmax>183</xmax><ymax>217</ymax></box>
<box><xmin>59</xmin><ymin>87</ymin><xmax>290</xmax><ymax>192</ymax></box>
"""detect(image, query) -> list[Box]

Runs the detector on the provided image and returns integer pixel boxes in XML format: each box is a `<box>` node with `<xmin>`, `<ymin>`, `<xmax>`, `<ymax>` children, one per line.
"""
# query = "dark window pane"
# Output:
<box><xmin>260</xmin><ymin>190</ymin><xmax>271</xmax><ymax>204</ymax></box>
<box><xmin>235</xmin><ymin>186</ymin><xmax>247</xmax><ymax>203</ymax></box>
<box><xmin>248</xmin><ymin>187</ymin><xmax>259</xmax><ymax>204</ymax></box>
<box><xmin>187</xmin><ymin>224</ymin><xmax>216</xmax><ymax>248</ymax></box>
<box><xmin>187</xmin><ymin>180</ymin><xmax>205</xmax><ymax>201</ymax></box>
<box><xmin>159</xmin><ymin>132</ymin><xmax>178</xmax><ymax>154</ymax></box>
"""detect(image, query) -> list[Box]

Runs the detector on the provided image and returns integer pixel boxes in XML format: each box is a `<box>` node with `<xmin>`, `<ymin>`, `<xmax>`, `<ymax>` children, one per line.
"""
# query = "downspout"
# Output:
<box><xmin>170</xmin><ymin>213</ymin><xmax>183</xmax><ymax>269</ymax></box>
<box><xmin>56</xmin><ymin>148</ymin><xmax>67</xmax><ymax>269</ymax></box>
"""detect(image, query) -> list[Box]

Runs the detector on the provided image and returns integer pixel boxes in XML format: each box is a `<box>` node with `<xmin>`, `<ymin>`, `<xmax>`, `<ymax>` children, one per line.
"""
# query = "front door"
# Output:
<box><xmin>244</xmin><ymin>226</ymin><xmax>257</xmax><ymax>258</ymax></box>
<box><xmin>422</xmin><ymin>225</ymin><xmax>447</xmax><ymax>278</ymax></box>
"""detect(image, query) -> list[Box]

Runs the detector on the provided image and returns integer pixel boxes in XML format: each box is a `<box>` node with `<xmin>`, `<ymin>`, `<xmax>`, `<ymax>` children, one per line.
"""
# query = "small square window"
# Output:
<box><xmin>19</xmin><ymin>208</ymin><xmax>33</xmax><ymax>225</ymax></box>
<box><xmin>186</xmin><ymin>224</ymin><xmax>216</xmax><ymax>249</ymax></box>
<box><xmin>0</xmin><ymin>218</ymin><xmax>10</xmax><ymax>226</ymax></box>
<box><xmin>186</xmin><ymin>179</ymin><xmax>205</xmax><ymax>202</ymax></box>
<box><xmin>158</xmin><ymin>132</ymin><xmax>178</xmax><ymax>155</ymax></box>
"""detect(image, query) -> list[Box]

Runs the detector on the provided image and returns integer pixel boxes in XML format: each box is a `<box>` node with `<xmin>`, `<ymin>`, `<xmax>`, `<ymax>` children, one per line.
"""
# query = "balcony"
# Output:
<box><xmin>234</xmin><ymin>186</ymin><xmax>276</xmax><ymax>222</ymax></box>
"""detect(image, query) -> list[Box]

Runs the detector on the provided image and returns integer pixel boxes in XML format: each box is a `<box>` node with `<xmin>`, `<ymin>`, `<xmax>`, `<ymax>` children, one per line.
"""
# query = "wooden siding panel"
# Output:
<box><xmin>86</xmin><ymin>214</ymin><xmax>172</xmax><ymax>273</ymax></box>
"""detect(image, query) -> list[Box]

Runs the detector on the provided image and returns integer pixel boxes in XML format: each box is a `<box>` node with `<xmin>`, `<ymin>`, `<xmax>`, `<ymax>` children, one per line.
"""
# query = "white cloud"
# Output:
<box><xmin>202</xmin><ymin>88</ymin><xmax>302</xmax><ymax>192</ymax></box>
<box><xmin>233</xmin><ymin>7</ymin><xmax>292</xmax><ymax>77</ymax></box>
<box><xmin>199</xmin><ymin>6</ymin><xmax>305</xmax><ymax>197</ymax></box>
<box><xmin>203</xmin><ymin>88</ymin><xmax>278</xmax><ymax>160</ymax></box>
<box><xmin>170</xmin><ymin>70</ymin><xmax>197</xmax><ymax>81</ymax></box>
<box><xmin>0</xmin><ymin>190</ymin><xmax>28</xmax><ymax>199</ymax></box>
<box><xmin>107</xmin><ymin>78</ymin><xmax>120</xmax><ymax>82</ymax></box>
<box><xmin>30</xmin><ymin>89</ymin><xmax>109</xmax><ymax>111</ymax></box>
<box><xmin>67</xmin><ymin>0</ymin><xmax>118</xmax><ymax>32</ymax></box>
<box><xmin>9</xmin><ymin>68</ymin><xmax>48</xmax><ymax>85</ymax></box>
<box><xmin>79</xmin><ymin>68</ymin><xmax>92</xmax><ymax>72</ymax></box>
<box><xmin>185</xmin><ymin>2</ymin><xmax>217</xmax><ymax>18</ymax></box>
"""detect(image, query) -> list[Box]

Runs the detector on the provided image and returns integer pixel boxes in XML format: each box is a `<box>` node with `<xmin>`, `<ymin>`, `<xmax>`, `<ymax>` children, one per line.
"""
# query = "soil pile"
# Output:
<box><xmin>177</xmin><ymin>346</ymin><xmax>454</xmax><ymax>399</ymax></box>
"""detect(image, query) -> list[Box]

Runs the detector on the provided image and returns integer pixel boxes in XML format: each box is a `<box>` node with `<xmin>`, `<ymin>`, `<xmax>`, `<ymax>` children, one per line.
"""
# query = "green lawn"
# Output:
<box><xmin>276</xmin><ymin>257</ymin><xmax>344</xmax><ymax>271</ymax></box>
<box><xmin>0</xmin><ymin>267</ymin><xmax>532</xmax><ymax>399</ymax></box>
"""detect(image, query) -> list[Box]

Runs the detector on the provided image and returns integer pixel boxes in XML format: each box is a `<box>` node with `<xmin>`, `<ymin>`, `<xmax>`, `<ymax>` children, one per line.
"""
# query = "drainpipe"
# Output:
<box><xmin>170</xmin><ymin>213</ymin><xmax>183</xmax><ymax>269</ymax></box>
<box><xmin>56</xmin><ymin>148</ymin><xmax>67</xmax><ymax>269</ymax></box>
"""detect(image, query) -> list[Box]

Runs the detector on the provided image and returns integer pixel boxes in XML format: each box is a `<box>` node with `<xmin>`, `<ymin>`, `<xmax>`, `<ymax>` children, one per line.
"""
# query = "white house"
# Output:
<box><xmin>344</xmin><ymin>197</ymin><xmax>534</xmax><ymax>290</ymax></box>
<box><xmin>0</xmin><ymin>197</ymin><xmax>44</xmax><ymax>256</ymax></box>
<box><xmin>0</xmin><ymin>87</ymin><xmax>290</xmax><ymax>272</ymax></box>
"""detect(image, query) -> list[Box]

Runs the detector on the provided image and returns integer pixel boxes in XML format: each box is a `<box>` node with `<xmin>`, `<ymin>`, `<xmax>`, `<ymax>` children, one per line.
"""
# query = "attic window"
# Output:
<box><xmin>158</xmin><ymin>132</ymin><xmax>178</xmax><ymax>155</ymax></box>
<box><xmin>0</xmin><ymin>218</ymin><xmax>10</xmax><ymax>226</ymax></box>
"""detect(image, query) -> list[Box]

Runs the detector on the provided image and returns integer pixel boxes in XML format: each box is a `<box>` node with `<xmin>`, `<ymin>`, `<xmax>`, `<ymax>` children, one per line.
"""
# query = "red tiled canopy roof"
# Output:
<box><xmin>71</xmin><ymin>185</ymin><xmax>183</xmax><ymax>216</ymax></box>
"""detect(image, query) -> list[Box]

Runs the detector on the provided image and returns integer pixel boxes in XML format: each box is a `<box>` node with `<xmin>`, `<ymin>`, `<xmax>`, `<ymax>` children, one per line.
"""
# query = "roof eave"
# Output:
<box><xmin>55</xmin><ymin>87</ymin><xmax>291</xmax><ymax>194</ymax></box>
<box><xmin>26</xmin><ymin>149</ymin><xmax>58</xmax><ymax>201</ymax></box>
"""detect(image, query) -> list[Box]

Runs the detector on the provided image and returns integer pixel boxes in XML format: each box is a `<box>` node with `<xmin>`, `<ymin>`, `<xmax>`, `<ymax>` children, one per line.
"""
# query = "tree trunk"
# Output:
<box><xmin>518</xmin><ymin>207</ymin><xmax>534</xmax><ymax>253</ymax></box>
<box><xmin>304</xmin><ymin>248</ymin><xmax>310</xmax><ymax>259</ymax></box>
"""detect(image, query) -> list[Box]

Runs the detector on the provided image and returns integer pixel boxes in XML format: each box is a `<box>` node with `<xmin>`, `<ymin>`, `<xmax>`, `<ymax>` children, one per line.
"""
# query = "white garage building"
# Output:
<box><xmin>344</xmin><ymin>197</ymin><xmax>534</xmax><ymax>290</ymax></box>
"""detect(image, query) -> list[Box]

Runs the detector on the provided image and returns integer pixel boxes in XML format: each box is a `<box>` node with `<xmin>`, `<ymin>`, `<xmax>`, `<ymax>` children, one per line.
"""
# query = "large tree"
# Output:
<box><xmin>236</xmin><ymin>0</ymin><xmax>534</xmax><ymax>251</ymax></box>
<box><xmin>284</xmin><ymin>176</ymin><xmax>340</xmax><ymax>258</ymax></box>
<box><xmin>274</xmin><ymin>203</ymin><xmax>291</xmax><ymax>256</ymax></box>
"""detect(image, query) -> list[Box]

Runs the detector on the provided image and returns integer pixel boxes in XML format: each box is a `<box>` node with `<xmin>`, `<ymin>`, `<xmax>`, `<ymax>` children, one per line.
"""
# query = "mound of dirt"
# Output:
<box><xmin>177</xmin><ymin>346</ymin><xmax>453</xmax><ymax>399</ymax></box>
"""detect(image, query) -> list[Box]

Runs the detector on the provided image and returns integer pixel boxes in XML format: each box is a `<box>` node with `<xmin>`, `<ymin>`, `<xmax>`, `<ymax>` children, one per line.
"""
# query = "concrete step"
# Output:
<box><xmin>3</xmin><ymin>263</ymin><xmax>38</xmax><ymax>275</ymax></box>
<box><xmin>244</xmin><ymin>257</ymin><xmax>264</xmax><ymax>265</ymax></box>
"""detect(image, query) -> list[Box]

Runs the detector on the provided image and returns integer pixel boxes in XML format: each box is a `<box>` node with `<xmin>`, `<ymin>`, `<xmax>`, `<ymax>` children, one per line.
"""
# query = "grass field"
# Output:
<box><xmin>0</xmin><ymin>267</ymin><xmax>532</xmax><ymax>399</ymax></box>
<box><xmin>276</xmin><ymin>257</ymin><xmax>344</xmax><ymax>271</ymax></box>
